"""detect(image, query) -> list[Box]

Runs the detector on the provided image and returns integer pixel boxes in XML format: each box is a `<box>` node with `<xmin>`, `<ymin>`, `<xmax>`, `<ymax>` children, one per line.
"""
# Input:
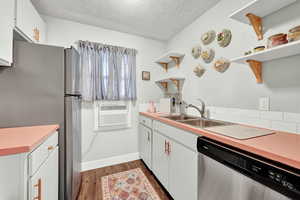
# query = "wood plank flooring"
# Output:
<box><xmin>77</xmin><ymin>160</ymin><xmax>172</xmax><ymax>200</ymax></box>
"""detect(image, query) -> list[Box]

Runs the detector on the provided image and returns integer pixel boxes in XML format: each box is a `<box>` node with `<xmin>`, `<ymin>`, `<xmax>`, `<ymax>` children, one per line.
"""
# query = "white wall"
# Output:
<box><xmin>44</xmin><ymin>16</ymin><xmax>165</xmax><ymax>163</ymax></box>
<box><xmin>166</xmin><ymin>0</ymin><xmax>300</xmax><ymax>113</ymax></box>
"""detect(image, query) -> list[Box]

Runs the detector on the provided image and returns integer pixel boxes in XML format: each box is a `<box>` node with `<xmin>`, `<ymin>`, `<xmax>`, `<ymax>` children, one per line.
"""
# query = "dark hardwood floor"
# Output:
<box><xmin>77</xmin><ymin>160</ymin><xmax>172</xmax><ymax>200</ymax></box>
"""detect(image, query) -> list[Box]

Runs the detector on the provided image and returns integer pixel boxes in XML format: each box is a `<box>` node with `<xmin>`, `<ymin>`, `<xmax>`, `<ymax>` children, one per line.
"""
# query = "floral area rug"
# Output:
<box><xmin>101</xmin><ymin>168</ymin><xmax>161</xmax><ymax>200</ymax></box>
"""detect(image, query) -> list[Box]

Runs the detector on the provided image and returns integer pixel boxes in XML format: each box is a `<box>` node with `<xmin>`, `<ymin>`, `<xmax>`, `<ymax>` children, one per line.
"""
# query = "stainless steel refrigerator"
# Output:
<box><xmin>0</xmin><ymin>40</ymin><xmax>82</xmax><ymax>200</ymax></box>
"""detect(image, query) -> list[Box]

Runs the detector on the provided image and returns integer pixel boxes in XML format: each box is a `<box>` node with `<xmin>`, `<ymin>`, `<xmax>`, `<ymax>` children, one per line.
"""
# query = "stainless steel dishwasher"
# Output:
<box><xmin>197</xmin><ymin>137</ymin><xmax>300</xmax><ymax>200</ymax></box>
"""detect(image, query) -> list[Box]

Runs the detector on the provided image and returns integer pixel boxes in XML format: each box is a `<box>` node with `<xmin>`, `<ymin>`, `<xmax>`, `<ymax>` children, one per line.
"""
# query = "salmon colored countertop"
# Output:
<box><xmin>140</xmin><ymin>112</ymin><xmax>300</xmax><ymax>170</ymax></box>
<box><xmin>0</xmin><ymin>125</ymin><xmax>59</xmax><ymax>156</ymax></box>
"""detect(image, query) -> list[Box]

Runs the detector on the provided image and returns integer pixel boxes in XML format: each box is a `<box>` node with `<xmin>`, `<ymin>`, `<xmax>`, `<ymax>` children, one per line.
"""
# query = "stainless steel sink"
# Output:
<box><xmin>162</xmin><ymin>115</ymin><xmax>233</xmax><ymax>128</ymax></box>
<box><xmin>163</xmin><ymin>115</ymin><xmax>200</xmax><ymax>121</ymax></box>
<box><xmin>178</xmin><ymin>119</ymin><xmax>233</xmax><ymax>128</ymax></box>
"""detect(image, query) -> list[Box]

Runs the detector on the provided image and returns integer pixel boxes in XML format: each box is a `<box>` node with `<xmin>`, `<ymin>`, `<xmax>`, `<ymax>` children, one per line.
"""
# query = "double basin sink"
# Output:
<box><xmin>163</xmin><ymin>114</ymin><xmax>233</xmax><ymax>129</ymax></box>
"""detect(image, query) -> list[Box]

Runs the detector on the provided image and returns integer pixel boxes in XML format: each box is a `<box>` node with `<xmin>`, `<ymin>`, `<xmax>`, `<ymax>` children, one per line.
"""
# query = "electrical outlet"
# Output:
<box><xmin>259</xmin><ymin>97</ymin><xmax>270</xmax><ymax>111</ymax></box>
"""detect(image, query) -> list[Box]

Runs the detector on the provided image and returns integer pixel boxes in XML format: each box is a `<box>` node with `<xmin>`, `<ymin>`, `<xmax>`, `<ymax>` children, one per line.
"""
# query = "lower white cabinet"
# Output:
<box><xmin>0</xmin><ymin>131</ymin><xmax>59</xmax><ymax>200</ymax></box>
<box><xmin>29</xmin><ymin>147</ymin><xmax>59</xmax><ymax>200</ymax></box>
<box><xmin>168</xmin><ymin>138</ymin><xmax>198</xmax><ymax>200</ymax></box>
<box><xmin>152</xmin><ymin>131</ymin><xmax>170</xmax><ymax>189</ymax></box>
<box><xmin>138</xmin><ymin>124</ymin><xmax>152</xmax><ymax>169</ymax></box>
<box><xmin>152</xmin><ymin>130</ymin><xmax>198</xmax><ymax>200</ymax></box>
<box><xmin>139</xmin><ymin>115</ymin><xmax>199</xmax><ymax>200</ymax></box>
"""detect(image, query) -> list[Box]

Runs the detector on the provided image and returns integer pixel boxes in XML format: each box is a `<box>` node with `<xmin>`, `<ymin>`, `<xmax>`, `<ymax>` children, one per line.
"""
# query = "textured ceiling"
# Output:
<box><xmin>32</xmin><ymin>0</ymin><xmax>220</xmax><ymax>41</ymax></box>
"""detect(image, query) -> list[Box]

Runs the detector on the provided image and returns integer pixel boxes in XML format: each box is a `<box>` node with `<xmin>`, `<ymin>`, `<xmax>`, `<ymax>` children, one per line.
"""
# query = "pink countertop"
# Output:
<box><xmin>0</xmin><ymin>125</ymin><xmax>59</xmax><ymax>156</ymax></box>
<box><xmin>140</xmin><ymin>112</ymin><xmax>300</xmax><ymax>170</ymax></box>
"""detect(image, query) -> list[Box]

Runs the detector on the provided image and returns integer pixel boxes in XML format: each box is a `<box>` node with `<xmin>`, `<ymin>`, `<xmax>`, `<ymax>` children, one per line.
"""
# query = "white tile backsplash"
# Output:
<box><xmin>238</xmin><ymin>118</ymin><xmax>271</xmax><ymax>129</ymax></box>
<box><xmin>297</xmin><ymin>124</ymin><xmax>300</xmax><ymax>134</ymax></box>
<box><xmin>207</xmin><ymin>107</ymin><xmax>299</xmax><ymax>134</ymax></box>
<box><xmin>234</xmin><ymin>109</ymin><xmax>260</xmax><ymax>119</ymax></box>
<box><xmin>283</xmin><ymin>112</ymin><xmax>300</xmax><ymax>123</ymax></box>
<box><xmin>271</xmin><ymin>121</ymin><xmax>297</xmax><ymax>133</ymax></box>
<box><xmin>260</xmin><ymin>111</ymin><xmax>283</xmax><ymax>121</ymax></box>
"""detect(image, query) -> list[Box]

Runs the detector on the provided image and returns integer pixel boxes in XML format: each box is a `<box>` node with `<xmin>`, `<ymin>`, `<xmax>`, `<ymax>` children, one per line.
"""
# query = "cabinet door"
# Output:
<box><xmin>0</xmin><ymin>0</ymin><xmax>14</xmax><ymax>66</ymax></box>
<box><xmin>16</xmin><ymin>0</ymin><xmax>46</xmax><ymax>43</ymax></box>
<box><xmin>152</xmin><ymin>131</ymin><xmax>169</xmax><ymax>189</ymax></box>
<box><xmin>29</xmin><ymin>147</ymin><xmax>59</xmax><ymax>200</ymax></box>
<box><xmin>138</xmin><ymin>124</ymin><xmax>152</xmax><ymax>169</ymax></box>
<box><xmin>169</xmin><ymin>141</ymin><xmax>198</xmax><ymax>200</ymax></box>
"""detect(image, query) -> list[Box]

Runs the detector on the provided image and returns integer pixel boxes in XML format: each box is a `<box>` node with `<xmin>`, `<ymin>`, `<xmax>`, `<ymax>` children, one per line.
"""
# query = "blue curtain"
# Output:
<box><xmin>78</xmin><ymin>40</ymin><xmax>137</xmax><ymax>101</ymax></box>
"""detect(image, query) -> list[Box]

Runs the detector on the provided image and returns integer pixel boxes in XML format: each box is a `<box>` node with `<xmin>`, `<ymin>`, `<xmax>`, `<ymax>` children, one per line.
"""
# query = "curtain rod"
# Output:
<box><xmin>74</xmin><ymin>40</ymin><xmax>138</xmax><ymax>53</ymax></box>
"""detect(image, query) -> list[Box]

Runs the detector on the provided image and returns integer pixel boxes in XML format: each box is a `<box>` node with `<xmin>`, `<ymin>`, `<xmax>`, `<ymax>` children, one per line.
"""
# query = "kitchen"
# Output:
<box><xmin>0</xmin><ymin>0</ymin><xmax>300</xmax><ymax>200</ymax></box>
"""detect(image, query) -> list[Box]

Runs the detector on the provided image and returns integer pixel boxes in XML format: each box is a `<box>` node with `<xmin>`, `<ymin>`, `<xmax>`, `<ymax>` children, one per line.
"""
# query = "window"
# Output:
<box><xmin>78</xmin><ymin>41</ymin><xmax>137</xmax><ymax>101</ymax></box>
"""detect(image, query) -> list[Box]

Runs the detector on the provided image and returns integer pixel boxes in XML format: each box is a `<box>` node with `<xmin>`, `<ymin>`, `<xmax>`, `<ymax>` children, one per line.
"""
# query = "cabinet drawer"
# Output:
<box><xmin>153</xmin><ymin>121</ymin><xmax>198</xmax><ymax>152</ymax></box>
<box><xmin>29</xmin><ymin>131</ymin><xmax>58</xmax><ymax>176</ymax></box>
<box><xmin>139</xmin><ymin>115</ymin><xmax>152</xmax><ymax>128</ymax></box>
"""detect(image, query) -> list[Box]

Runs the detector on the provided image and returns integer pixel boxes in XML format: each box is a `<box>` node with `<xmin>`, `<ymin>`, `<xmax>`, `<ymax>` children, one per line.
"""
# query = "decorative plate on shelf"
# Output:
<box><xmin>201</xmin><ymin>48</ymin><xmax>215</xmax><ymax>63</ymax></box>
<box><xmin>213</xmin><ymin>58</ymin><xmax>231</xmax><ymax>73</ymax></box>
<box><xmin>201</xmin><ymin>30</ymin><xmax>216</xmax><ymax>45</ymax></box>
<box><xmin>191</xmin><ymin>45</ymin><xmax>202</xmax><ymax>59</ymax></box>
<box><xmin>193</xmin><ymin>64</ymin><xmax>206</xmax><ymax>78</ymax></box>
<box><xmin>217</xmin><ymin>29</ymin><xmax>232</xmax><ymax>47</ymax></box>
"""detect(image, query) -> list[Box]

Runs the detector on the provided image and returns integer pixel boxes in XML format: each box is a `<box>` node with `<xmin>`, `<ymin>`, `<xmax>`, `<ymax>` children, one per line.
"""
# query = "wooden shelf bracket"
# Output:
<box><xmin>158</xmin><ymin>62</ymin><xmax>168</xmax><ymax>72</ymax></box>
<box><xmin>246</xmin><ymin>13</ymin><xmax>263</xmax><ymax>40</ymax></box>
<box><xmin>247</xmin><ymin>60</ymin><xmax>262</xmax><ymax>83</ymax></box>
<box><xmin>160</xmin><ymin>82</ymin><xmax>168</xmax><ymax>90</ymax></box>
<box><xmin>170</xmin><ymin>79</ymin><xmax>180</xmax><ymax>90</ymax></box>
<box><xmin>169</xmin><ymin>56</ymin><xmax>181</xmax><ymax>67</ymax></box>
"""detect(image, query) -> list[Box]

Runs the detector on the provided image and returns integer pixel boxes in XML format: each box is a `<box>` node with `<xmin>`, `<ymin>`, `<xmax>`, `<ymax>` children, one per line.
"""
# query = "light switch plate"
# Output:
<box><xmin>259</xmin><ymin>97</ymin><xmax>270</xmax><ymax>111</ymax></box>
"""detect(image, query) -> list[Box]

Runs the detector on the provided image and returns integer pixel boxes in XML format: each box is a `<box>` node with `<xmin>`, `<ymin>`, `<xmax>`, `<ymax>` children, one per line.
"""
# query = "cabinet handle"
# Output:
<box><xmin>164</xmin><ymin>140</ymin><xmax>167</xmax><ymax>154</ymax></box>
<box><xmin>147</xmin><ymin>132</ymin><xmax>150</xmax><ymax>141</ymax></box>
<box><xmin>167</xmin><ymin>142</ymin><xmax>171</xmax><ymax>155</ymax></box>
<box><xmin>48</xmin><ymin>145</ymin><xmax>54</xmax><ymax>151</ymax></box>
<box><xmin>33</xmin><ymin>28</ymin><xmax>40</xmax><ymax>42</ymax></box>
<box><xmin>33</xmin><ymin>179</ymin><xmax>42</xmax><ymax>200</ymax></box>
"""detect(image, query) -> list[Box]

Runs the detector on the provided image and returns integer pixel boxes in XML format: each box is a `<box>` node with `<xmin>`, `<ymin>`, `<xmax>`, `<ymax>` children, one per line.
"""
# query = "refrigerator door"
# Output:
<box><xmin>65</xmin><ymin>47</ymin><xmax>81</xmax><ymax>95</ymax></box>
<box><xmin>65</xmin><ymin>96</ymin><xmax>82</xmax><ymax>200</ymax></box>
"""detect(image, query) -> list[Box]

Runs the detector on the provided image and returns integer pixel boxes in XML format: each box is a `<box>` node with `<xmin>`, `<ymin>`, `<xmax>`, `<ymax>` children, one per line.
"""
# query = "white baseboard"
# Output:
<box><xmin>81</xmin><ymin>152</ymin><xmax>140</xmax><ymax>172</ymax></box>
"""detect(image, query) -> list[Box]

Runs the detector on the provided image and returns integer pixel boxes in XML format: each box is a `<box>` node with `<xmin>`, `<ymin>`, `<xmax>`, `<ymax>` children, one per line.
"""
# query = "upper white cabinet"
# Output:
<box><xmin>15</xmin><ymin>0</ymin><xmax>47</xmax><ymax>43</ymax></box>
<box><xmin>0</xmin><ymin>0</ymin><xmax>46</xmax><ymax>66</ymax></box>
<box><xmin>0</xmin><ymin>0</ymin><xmax>15</xmax><ymax>66</ymax></box>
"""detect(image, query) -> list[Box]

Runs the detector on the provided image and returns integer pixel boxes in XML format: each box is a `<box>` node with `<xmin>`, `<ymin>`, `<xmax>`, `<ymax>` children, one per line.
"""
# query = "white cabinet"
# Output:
<box><xmin>168</xmin><ymin>140</ymin><xmax>198</xmax><ymax>200</ymax></box>
<box><xmin>29</xmin><ymin>147</ymin><xmax>59</xmax><ymax>200</ymax></box>
<box><xmin>0</xmin><ymin>0</ymin><xmax>15</xmax><ymax>66</ymax></box>
<box><xmin>0</xmin><ymin>131</ymin><xmax>58</xmax><ymax>200</ymax></box>
<box><xmin>152</xmin><ymin>131</ymin><xmax>169</xmax><ymax>189</ymax></box>
<box><xmin>138</xmin><ymin>124</ymin><xmax>152</xmax><ymax>169</ymax></box>
<box><xmin>139</xmin><ymin>115</ymin><xmax>199</xmax><ymax>200</ymax></box>
<box><xmin>15</xmin><ymin>0</ymin><xmax>46</xmax><ymax>43</ymax></box>
<box><xmin>152</xmin><ymin>131</ymin><xmax>198</xmax><ymax>199</ymax></box>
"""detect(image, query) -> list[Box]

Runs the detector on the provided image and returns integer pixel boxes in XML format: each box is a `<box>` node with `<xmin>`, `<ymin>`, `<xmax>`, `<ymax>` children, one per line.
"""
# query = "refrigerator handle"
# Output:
<box><xmin>65</xmin><ymin>94</ymin><xmax>82</xmax><ymax>99</ymax></box>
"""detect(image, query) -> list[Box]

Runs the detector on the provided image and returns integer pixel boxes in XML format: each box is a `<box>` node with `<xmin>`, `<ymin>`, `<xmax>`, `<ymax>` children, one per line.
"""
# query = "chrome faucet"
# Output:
<box><xmin>184</xmin><ymin>98</ymin><xmax>206</xmax><ymax>118</ymax></box>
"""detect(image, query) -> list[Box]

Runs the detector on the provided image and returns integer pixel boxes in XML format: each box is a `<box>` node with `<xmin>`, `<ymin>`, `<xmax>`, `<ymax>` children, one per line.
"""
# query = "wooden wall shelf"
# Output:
<box><xmin>229</xmin><ymin>0</ymin><xmax>296</xmax><ymax>40</ymax></box>
<box><xmin>231</xmin><ymin>40</ymin><xmax>300</xmax><ymax>83</ymax></box>
<box><xmin>155</xmin><ymin>52</ymin><xmax>185</xmax><ymax>72</ymax></box>
<box><xmin>155</xmin><ymin>78</ymin><xmax>185</xmax><ymax>93</ymax></box>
